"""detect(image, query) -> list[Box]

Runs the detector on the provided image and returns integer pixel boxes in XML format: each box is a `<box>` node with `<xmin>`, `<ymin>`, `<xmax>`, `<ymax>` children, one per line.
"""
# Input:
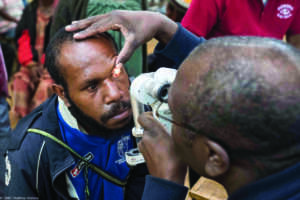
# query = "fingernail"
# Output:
<box><xmin>65</xmin><ymin>25</ymin><xmax>71</xmax><ymax>30</ymax></box>
<box><xmin>112</xmin><ymin>64</ymin><xmax>122</xmax><ymax>78</ymax></box>
<box><xmin>116</xmin><ymin>63</ymin><xmax>122</xmax><ymax>68</ymax></box>
<box><xmin>74</xmin><ymin>33</ymin><xmax>79</xmax><ymax>38</ymax></box>
<box><xmin>71</xmin><ymin>21</ymin><xmax>78</xmax><ymax>24</ymax></box>
<box><xmin>116</xmin><ymin>58</ymin><xmax>123</xmax><ymax>65</ymax></box>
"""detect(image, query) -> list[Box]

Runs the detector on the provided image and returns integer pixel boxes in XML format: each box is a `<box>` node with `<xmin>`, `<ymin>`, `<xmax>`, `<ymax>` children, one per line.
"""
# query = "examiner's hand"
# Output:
<box><xmin>65</xmin><ymin>10</ymin><xmax>177</xmax><ymax>64</ymax></box>
<box><xmin>138</xmin><ymin>112</ymin><xmax>187</xmax><ymax>184</ymax></box>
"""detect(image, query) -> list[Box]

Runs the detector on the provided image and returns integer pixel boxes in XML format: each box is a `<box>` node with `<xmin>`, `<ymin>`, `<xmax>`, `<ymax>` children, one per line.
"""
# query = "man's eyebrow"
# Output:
<box><xmin>80</xmin><ymin>78</ymin><xmax>101</xmax><ymax>89</ymax></box>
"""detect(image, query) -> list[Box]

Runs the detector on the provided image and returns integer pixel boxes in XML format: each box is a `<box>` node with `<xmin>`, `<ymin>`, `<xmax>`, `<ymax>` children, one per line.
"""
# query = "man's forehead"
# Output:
<box><xmin>61</xmin><ymin>37</ymin><xmax>115</xmax><ymax>53</ymax></box>
<box><xmin>59</xmin><ymin>38</ymin><xmax>116</xmax><ymax>64</ymax></box>
<box><xmin>58</xmin><ymin>38</ymin><xmax>117</xmax><ymax>81</ymax></box>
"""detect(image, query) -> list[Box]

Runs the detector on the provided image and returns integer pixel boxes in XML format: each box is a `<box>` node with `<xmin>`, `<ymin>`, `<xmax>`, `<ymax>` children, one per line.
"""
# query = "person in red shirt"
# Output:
<box><xmin>181</xmin><ymin>0</ymin><xmax>300</xmax><ymax>48</ymax></box>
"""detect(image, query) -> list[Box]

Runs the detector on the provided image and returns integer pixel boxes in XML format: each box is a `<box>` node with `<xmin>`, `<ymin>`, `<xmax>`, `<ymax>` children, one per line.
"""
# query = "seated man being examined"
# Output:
<box><xmin>66</xmin><ymin>11</ymin><xmax>300</xmax><ymax>200</ymax></box>
<box><xmin>4</xmin><ymin>28</ymin><xmax>147</xmax><ymax>200</ymax></box>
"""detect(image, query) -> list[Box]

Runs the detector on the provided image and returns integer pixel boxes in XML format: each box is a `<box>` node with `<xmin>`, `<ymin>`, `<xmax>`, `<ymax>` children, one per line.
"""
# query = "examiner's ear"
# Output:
<box><xmin>52</xmin><ymin>84</ymin><xmax>70</xmax><ymax>107</ymax></box>
<box><xmin>204</xmin><ymin>140</ymin><xmax>230</xmax><ymax>177</ymax></box>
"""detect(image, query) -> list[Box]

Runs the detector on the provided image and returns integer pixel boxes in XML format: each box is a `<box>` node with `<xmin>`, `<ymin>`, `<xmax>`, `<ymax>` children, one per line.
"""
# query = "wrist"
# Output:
<box><xmin>155</xmin><ymin>13</ymin><xmax>178</xmax><ymax>45</ymax></box>
<box><xmin>163</xmin><ymin>175</ymin><xmax>185</xmax><ymax>185</ymax></box>
<box><xmin>163</xmin><ymin>168</ymin><xmax>186</xmax><ymax>185</ymax></box>
<box><xmin>155</xmin><ymin>163</ymin><xmax>187</xmax><ymax>185</ymax></box>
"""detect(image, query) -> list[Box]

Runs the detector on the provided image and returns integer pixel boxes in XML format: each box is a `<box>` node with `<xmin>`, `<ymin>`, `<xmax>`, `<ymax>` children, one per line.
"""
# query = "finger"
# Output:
<box><xmin>138</xmin><ymin>112</ymin><xmax>156</xmax><ymax>129</ymax></box>
<box><xmin>65</xmin><ymin>15</ymin><xmax>100</xmax><ymax>31</ymax></box>
<box><xmin>73</xmin><ymin>18</ymin><xmax>115</xmax><ymax>39</ymax></box>
<box><xmin>73</xmin><ymin>25</ymin><xmax>100</xmax><ymax>39</ymax></box>
<box><xmin>138</xmin><ymin>113</ymin><xmax>170</xmax><ymax>138</ymax></box>
<box><xmin>137</xmin><ymin>140</ymin><xmax>145</xmax><ymax>154</ymax></box>
<box><xmin>116</xmin><ymin>41</ymin><xmax>136</xmax><ymax>64</ymax></box>
<box><xmin>138</xmin><ymin>139</ymin><xmax>152</xmax><ymax>163</ymax></box>
<box><xmin>115</xmin><ymin>24</ymin><xmax>137</xmax><ymax>64</ymax></box>
<box><xmin>138</xmin><ymin>137</ymin><xmax>158</xmax><ymax>161</ymax></box>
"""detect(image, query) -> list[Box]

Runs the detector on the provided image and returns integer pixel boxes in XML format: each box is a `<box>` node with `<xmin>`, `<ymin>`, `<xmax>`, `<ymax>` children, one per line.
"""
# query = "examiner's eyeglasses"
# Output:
<box><xmin>155</xmin><ymin>102</ymin><xmax>199</xmax><ymax>134</ymax></box>
<box><xmin>156</xmin><ymin>103</ymin><xmax>232</xmax><ymax>154</ymax></box>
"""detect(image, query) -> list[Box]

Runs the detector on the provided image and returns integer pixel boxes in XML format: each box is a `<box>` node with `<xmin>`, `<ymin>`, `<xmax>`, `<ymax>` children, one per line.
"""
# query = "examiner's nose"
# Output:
<box><xmin>103</xmin><ymin>79</ymin><xmax>121</xmax><ymax>103</ymax></box>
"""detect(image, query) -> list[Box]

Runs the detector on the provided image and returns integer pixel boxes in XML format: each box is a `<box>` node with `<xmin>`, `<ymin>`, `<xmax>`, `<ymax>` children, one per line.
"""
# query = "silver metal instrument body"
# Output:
<box><xmin>125</xmin><ymin>68</ymin><xmax>177</xmax><ymax>166</ymax></box>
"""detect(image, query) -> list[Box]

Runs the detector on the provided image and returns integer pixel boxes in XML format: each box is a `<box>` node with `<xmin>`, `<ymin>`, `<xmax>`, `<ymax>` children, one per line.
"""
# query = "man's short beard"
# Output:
<box><xmin>64</xmin><ymin>90</ymin><xmax>132</xmax><ymax>138</ymax></box>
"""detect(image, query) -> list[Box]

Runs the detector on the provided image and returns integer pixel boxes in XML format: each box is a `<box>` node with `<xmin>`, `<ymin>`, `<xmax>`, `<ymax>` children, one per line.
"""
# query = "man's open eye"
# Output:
<box><xmin>87</xmin><ymin>84</ymin><xmax>98</xmax><ymax>92</ymax></box>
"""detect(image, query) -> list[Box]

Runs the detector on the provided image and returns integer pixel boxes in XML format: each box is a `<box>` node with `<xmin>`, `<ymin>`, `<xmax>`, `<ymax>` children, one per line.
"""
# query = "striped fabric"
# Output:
<box><xmin>11</xmin><ymin>5</ymin><xmax>54</xmax><ymax>118</ymax></box>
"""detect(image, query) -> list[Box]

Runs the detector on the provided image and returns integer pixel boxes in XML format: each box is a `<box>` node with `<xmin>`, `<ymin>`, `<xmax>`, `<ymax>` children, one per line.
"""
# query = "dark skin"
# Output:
<box><xmin>66</xmin><ymin>10</ymin><xmax>178</xmax><ymax>65</ymax></box>
<box><xmin>52</xmin><ymin>37</ymin><xmax>132</xmax><ymax>134</ymax></box>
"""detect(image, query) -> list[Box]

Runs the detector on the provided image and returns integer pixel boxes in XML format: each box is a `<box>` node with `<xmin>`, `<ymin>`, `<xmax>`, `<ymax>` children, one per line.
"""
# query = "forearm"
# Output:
<box><xmin>154</xmin><ymin>13</ymin><xmax>178</xmax><ymax>45</ymax></box>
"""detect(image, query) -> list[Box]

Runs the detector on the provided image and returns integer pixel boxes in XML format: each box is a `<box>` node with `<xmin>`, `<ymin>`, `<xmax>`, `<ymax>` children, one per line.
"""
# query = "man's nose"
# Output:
<box><xmin>103</xmin><ymin>79</ymin><xmax>122</xmax><ymax>103</ymax></box>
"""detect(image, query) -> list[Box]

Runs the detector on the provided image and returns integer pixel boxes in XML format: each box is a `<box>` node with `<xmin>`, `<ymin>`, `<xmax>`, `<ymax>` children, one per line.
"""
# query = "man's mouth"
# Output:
<box><xmin>101</xmin><ymin>101</ymin><xmax>132</xmax><ymax>123</ymax></box>
<box><xmin>110</xmin><ymin>108</ymin><xmax>131</xmax><ymax>121</ymax></box>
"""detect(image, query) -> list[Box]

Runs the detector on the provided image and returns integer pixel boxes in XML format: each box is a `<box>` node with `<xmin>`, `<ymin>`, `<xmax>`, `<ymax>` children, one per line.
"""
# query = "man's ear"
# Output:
<box><xmin>204</xmin><ymin>140</ymin><xmax>230</xmax><ymax>177</ymax></box>
<box><xmin>52</xmin><ymin>83</ymin><xmax>70</xmax><ymax>107</ymax></box>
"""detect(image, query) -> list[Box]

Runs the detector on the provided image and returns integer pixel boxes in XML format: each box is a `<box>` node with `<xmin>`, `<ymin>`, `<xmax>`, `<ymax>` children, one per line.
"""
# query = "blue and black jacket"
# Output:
<box><xmin>4</xmin><ymin>95</ymin><xmax>148</xmax><ymax>199</ymax></box>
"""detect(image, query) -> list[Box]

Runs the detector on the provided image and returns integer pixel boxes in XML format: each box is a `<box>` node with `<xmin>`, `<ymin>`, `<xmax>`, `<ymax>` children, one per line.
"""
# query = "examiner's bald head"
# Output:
<box><xmin>168</xmin><ymin>37</ymin><xmax>300</xmax><ymax>185</ymax></box>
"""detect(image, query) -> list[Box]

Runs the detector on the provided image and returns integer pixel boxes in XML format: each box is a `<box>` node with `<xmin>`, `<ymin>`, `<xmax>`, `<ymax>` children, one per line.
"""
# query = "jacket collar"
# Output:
<box><xmin>36</xmin><ymin>96</ymin><xmax>75</xmax><ymax>183</ymax></box>
<box><xmin>57</xmin><ymin>97</ymin><xmax>87</xmax><ymax>134</ymax></box>
<box><xmin>229</xmin><ymin>161</ymin><xmax>300</xmax><ymax>200</ymax></box>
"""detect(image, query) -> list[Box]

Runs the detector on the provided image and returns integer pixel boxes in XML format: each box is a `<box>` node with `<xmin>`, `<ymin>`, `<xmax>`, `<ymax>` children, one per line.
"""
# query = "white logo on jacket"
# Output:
<box><xmin>115</xmin><ymin>136</ymin><xmax>130</xmax><ymax>164</ymax></box>
<box><xmin>277</xmin><ymin>4</ymin><xmax>294</xmax><ymax>19</ymax></box>
<box><xmin>5</xmin><ymin>154</ymin><xmax>11</xmax><ymax>186</ymax></box>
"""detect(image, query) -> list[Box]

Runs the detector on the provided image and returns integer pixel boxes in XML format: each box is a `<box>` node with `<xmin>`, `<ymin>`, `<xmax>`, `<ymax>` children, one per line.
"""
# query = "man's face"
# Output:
<box><xmin>58</xmin><ymin>37</ymin><xmax>132</xmax><ymax>130</ymax></box>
